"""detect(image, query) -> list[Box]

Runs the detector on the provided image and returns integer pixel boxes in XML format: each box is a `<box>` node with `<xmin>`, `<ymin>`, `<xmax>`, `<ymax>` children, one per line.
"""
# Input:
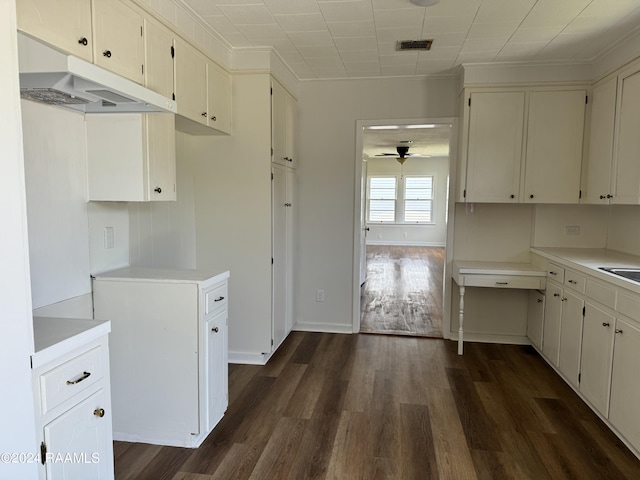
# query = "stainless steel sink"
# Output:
<box><xmin>599</xmin><ymin>267</ymin><xmax>640</xmax><ymax>282</ymax></box>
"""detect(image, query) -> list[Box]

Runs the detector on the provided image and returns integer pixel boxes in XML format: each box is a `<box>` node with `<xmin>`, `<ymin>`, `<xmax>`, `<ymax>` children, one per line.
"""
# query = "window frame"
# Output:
<box><xmin>366</xmin><ymin>174</ymin><xmax>436</xmax><ymax>225</ymax></box>
<box><xmin>367</xmin><ymin>175</ymin><xmax>397</xmax><ymax>223</ymax></box>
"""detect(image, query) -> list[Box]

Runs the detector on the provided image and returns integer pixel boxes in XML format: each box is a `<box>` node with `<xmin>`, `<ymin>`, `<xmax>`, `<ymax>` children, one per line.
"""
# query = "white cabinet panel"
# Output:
<box><xmin>92</xmin><ymin>0</ymin><xmax>144</xmax><ymax>84</ymax></box>
<box><xmin>143</xmin><ymin>17</ymin><xmax>174</xmax><ymax>100</ymax></box>
<box><xmin>17</xmin><ymin>0</ymin><xmax>93</xmax><ymax>62</ymax></box>
<box><xmin>524</xmin><ymin>90</ymin><xmax>586</xmax><ymax>204</ymax></box>
<box><xmin>207</xmin><ymin>60</ymin><xmax>232</xmax><ymax>134</ymax></box>
<box><xmin>543</xmin><ymin>282</ymin><xmax>562</xmax><ymax>367</ymax></box>
<box><xmin>174</xmin><ymin>38</ymin><xmax>207</xmax><ymax>127</ymax></box>
<box><xmin>465</xmin><ymin>91</ymin><xmax>525</xmax><ymax>202</ymax></box>
<box><xmin>557</xmin><ymin>289</ymin><xmax>584</xmax><ymax>387</ymax></box>
<box><xmin>527</xmin><ymin>290</ymin><xmax>544</xmax><ymax>350</ymax></box>
<box><xmin>580</xmin><ymin>302</ymin><xmax>615</xmax><ymax>416</ymax></box>
<box><xmin>272</xmin><ymin>80</ymin><xmax>296</xmax><ymax>168</ymax></box>
<box><xmin>206</xmin><ymin>310</ymin><xmax>228</xmax><ymax>431</ymax></box>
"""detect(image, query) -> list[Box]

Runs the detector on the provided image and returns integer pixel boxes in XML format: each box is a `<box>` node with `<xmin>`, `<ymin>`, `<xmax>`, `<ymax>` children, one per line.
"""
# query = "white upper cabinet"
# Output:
<box><xmin>523</xmin><ymin>90</ymin><xmax>586</xmax><ymax>204</ymax></box>
<box><xmin>612</xmin><ymin>67</ymin><xmax>640</xmax><ymax>204</ymax></box>
<box><xmin>207</xmin><ymin>60</ymin><xmax>232</xmax><ymax>135</ymax></box>
<box><xmin>16</xmin><ymin>0</ymin><xmax>93</xmax><ymax>62</ymax></box>
<box><xmin>174</xmin><ymin>38</ymin><xmax>207</xmax><ymax>127</ymax></box>
<box><xmin>143</xmin><ymin>17</ymin><xmax>174</xmax><ymax>100</ymax></box>
<box><xmin>582</xmin><ymin>77</ymin><xmax>617</xmax><ymax>204</ymax></box>
<box><xmin>86</xmin><ymin>113</ymin><xmax>176</xmax><ymax>202</ymax></box>
<box><xmin>272</xmin><ymin>80</ymin><xmax>297</xmax><ymax>168</ymax></box>
<box><xmin>92</xmin><ymin>0</ymin><xmax>144</xmax><ymax>84</ymax></box>
<box><xmin>465</xmin><ymin>91</ymin><xmax>525</xmax><ymax>202</ymax></box>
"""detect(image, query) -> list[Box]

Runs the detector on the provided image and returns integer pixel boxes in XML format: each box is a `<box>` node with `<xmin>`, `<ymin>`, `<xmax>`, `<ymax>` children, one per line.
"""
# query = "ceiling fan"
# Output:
<box><xmin>375</xmin><ymin>146</ymin><xmax>430</xmax><ymax>164</ymax></box>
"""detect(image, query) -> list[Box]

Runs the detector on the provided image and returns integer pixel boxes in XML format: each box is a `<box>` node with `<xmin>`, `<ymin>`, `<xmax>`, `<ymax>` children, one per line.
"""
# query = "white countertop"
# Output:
<box><xmin>531</xmin><ymin>247</ymin><xmax>640</xmax><ymax>294</ymax></box>
<box><xmin>32</xmin><ymin>316</ymin><xmax>111</xmax><ymax>369</ymax></box>
<box><xmin>92</xmin><ymin>267</ymin><xmax>229</xmax><ymax>285</ymax></box>
<box><xmin>454</xmin><ymin>261</ymin><xmax>547</xmax><ymax>276</ymax></box>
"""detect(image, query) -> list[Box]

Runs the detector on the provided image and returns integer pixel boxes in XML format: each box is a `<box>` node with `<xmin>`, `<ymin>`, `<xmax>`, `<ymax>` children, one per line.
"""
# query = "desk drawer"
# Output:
<box><xmin>39</xmin><ymin>345</ymin><xmax>104</xmax><ymax>414</ymax></box>
<box><xmin>463</xmin><ymin>275</ymin><xmax>545</xmax><ymax>289</ymax></box>
<box><xmin>204</xmin><ymin>282</ymin><xmax>228</xmax><ymax>317</ymax></box>
<box><xmin>547</xmin><ymin>263</ymin><xmax>565</xmax><ymax>284</ymax></box>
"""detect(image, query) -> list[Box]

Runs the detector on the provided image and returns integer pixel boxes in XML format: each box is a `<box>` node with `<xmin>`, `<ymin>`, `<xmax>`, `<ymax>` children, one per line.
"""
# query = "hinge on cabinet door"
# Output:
<box><xmin>463</xmin><ymin>189</ymin><xmax>466</xmax><ymax>198</ymax></box>
<box><xmin>142</xmin><ymin>64</ymin><xmax>144</xmax><ymax>75</ymax></box>
<box><xmin>271</xmin><ymin>172</ymin><xmax>274</xmax><ymax>180</ymax></box>
<box><xmin>40</xmin><ymin>442</ymin><xmax>47</xmax><ymax>464</ymax></box>
<box><xmin>579</xmin><ymin>190</ymin><xmax>582</xmax><ymax>199</ymax></box>
<box><xmin>578</xmin><ymin>372</ymin><xmax>581</xmax><ymax>384</ymax></box>
<box><xmin>171</xmin><ymin>45</ymin><xmax>175</xmax><ymax>58</ymax></box>
<box><xmin>141</xmin><ymin>26</ymin><xmax>143</xmax><ymax>37</ymax></box>
<box><xmin>468</xmin><ymin>98</ymin><xmax>471</xmax><ymax>107</ymax></box>
<box><xmin>172</xmin><ymin>93</ymin><xmax>175</xmax><ymax>101</ymax></box>
<box><xmin>271</xmin><ymin>338</ymin><xmax>274</xmax><ymax>346</ymax></box>
<box><xmin>272</xmin><ymin>257</ymin><xmax>274</xmax><ymax>265</ymax></box>
<box><xmin>586</xmin><ymin>95</ymin><xmax>588</xmax><ymax>104</ymax></box>
<box><xmin>583</xmin><ymin>306</ymin><xmax>585</xmax><ymax>316</ymax></box>
<box><xmin>270</xmin><ymin>87</ymin><xmax>273</xmax><ymax>95</ymax></box>
<box><xmin>271</xmin><ymin>147</ymin><xmax>274</xmax><ymax>157</ymax></box>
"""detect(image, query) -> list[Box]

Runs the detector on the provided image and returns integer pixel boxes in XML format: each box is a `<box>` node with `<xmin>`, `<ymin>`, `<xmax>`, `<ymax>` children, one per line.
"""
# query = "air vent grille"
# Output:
<box><xmin>396</xmin><ymin>39</ymin><xmax>433</xmax><ymax>51</ymax></box>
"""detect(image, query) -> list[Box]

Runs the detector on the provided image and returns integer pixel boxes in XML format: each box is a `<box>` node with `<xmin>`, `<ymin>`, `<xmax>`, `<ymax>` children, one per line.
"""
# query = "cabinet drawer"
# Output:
<box><xmin>617</xmin><ymin>292</ymin><xmax>640</xmax><ymax>323</ymax></box>
<box><xmin>586</xmin><ymin>278</ymin><xmax>617</xmax><ymax>309</ymax></box>
<box><xmin>204</xmin><ymin>282</ymin><xmax>228</xmax><ymax>317</ymax></box>
<box><xmin>564</xmin><ymin>269</ymin><xmax>586</xmax><ymax>294</ymax></box>
<box><xmin>463</xmin><ymin>274</ymin><xmax>545</xmax><ymax>289</ymax></box>
<box><xmin>547</xmin><ymin>264</ymin><xmax>565</xmax><ymax>284</ymax></box>
<box><xmin>39</xmin><ymin>346</ymin><xmax>104</xmax><ymax>414</ymax></box>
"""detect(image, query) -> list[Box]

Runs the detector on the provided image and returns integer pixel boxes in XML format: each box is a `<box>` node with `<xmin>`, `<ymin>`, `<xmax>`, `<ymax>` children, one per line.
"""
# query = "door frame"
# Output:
<box><xmin>352</xmin><ymin>117</ymin><xmax>459</xmax><ymax>337</ymax></box>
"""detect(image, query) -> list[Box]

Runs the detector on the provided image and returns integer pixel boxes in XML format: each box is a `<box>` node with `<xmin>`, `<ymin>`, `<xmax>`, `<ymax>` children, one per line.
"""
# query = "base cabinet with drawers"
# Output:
<box><xmin>31</xmin><ymin>317</ymin><xmax>114</xmax><ymax>480</ymax></box>
<box><xmin>92</xmin><ymin>267</ymin><xmax>229</xmax><ymax>448</ymax></box>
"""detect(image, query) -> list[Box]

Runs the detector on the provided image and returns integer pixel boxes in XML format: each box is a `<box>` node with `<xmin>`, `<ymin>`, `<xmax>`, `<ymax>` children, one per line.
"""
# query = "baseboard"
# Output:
<box><xmin>293</xmin><ymin>322</ymin><xmax>354</xmax><ymax>334</ymax></box>
<box><xmin>228</xmin><ymin>351</ymin><xmax>271</xmax><ymax>365</ymax></box>
<box><xmin>366</xmin><ymin>240</ymin><xmax>446</xmax><ymax>247</ymax></box>
<box><xmin>448</xmin><ymin>332</ymin><xmax>531</xmax><ymax>346</ymax></box>
<box><xmin>113</xmin><ymin>428</ymin><xmax>206</xmax><ymax>448</ymax></box>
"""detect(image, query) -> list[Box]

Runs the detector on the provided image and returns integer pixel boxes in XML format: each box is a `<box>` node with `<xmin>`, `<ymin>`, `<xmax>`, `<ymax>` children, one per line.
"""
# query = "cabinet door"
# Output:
<box><xmin>17</xmin><ymin>0</ymin><xmax>93</xmax><ymax>62</ymax></box>
<box><xmin>174</xmin><ymin>38</ymin><xmax>207</xmax><ymax>126</ymax></box>
<box><xmin>272</xmin><ymin>165</ymin><xmax>288</xmax><ymax>350</ymax></box>
<box><xmin>524</xmin><ymin>90</ymin><xmax>586</xmax><ymax>203</ymax></box>
<box><xmin>43</xmin><ymin>389</ymin><xmax>113</xmax><ymax>479</ymax></box>
<box><xmin>143</xmin><ymin>17</ymin><xmax>174</xmax><ymax>99</ymax></box>
<box><xmin>206</xmin><ymin>310</ymin><xmax>228</xmax><ymax>431</ymax></box>
<box><xmin>543</xmin><ymin>283</ymin><xmax>562</xmax><ymax>366</ymax></box>
<box><xmin>465</xmin><ymin>91</ymin><xmax>525</xmax><ymax>202</ymax></box>
<box><xmin>527</xmin><ymin>290</ymin><xmax>545</xmax><ymax>350</ymax></box>
<box><xmin>92</xmin><ymin>0</ymin><xmax>144</xmax><ymax>84</ymax></box>
<box><xmin>580</xmin><ymin>302</ymin><xmax>615</xmax><ymax>415</ymax></box>
<box><xmin>583</xmin><ymin>77</ymin><xmax>617</xmax><ymax>204</ymax></box>
<box><xmin>146</xmin><ymin>113</ymin><xmax>177</xmax><ymax>201</ymax></box>
<box><xmin>284</xmin><ymin>168</ymin><xmax>295</xmax><ymax>334</ymax></box>
<box><xmin>285</xmin><ymin>91</ymin><xmax>297</xmax><ymax>168</ymax></box>
<box><xmin>558</xmin><ymin>290</ymin><xmax>584</xmax><ymax>387</ymax></box>
<box><xmin>612</xmin><ymin>69</ymin><xmax>640</xmax><ymax>204</ymax></box>
<box><xmin>207</xmin><ymin>61</ymin><xmax>232</xmax><ymax>134</ymax></box>
<box><xmin>609</xmin><ymin>317</ymin><xmax>640</xmax><ymax>451</ymax></box>
<box><xmin>272</xmin><ymin>80</ymin><xmax>288</xmax><ymax>167</ymax></box>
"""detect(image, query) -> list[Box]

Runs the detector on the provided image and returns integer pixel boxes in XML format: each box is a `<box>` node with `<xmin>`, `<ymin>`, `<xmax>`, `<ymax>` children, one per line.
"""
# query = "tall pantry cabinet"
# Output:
<box><xmin>194</xmin><ymin>74</ymin><xmax>296</xmax><ymax>364</ymax></box>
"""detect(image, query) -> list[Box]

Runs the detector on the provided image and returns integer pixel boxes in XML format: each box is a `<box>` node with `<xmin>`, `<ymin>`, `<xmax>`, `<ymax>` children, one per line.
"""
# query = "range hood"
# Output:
<box><xmin>18</xmin><ymin>34</ymin><xmax>176</xmax><ymax>114</ymax></box>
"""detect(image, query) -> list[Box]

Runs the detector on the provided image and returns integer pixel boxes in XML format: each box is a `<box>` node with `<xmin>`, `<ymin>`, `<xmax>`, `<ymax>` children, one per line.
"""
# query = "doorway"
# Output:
<box><xmin>352</xmin><ymin>119</ymin><xmax>456</xmax><ymax>338</ymax></box>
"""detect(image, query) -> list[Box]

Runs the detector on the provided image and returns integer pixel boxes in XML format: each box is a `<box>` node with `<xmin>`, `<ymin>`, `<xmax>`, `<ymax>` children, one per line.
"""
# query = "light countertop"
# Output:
<box><xmin>92</xmin><ymin>267</ymin><xmax>229</xmax><ymax>286</ymax></box>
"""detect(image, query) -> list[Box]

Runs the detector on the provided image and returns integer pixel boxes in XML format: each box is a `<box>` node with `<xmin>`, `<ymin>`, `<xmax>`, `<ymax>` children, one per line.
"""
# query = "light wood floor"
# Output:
<box><xmin>360</xmin><ymin>245</ymin><xmax>444</xmax><ymax>337</ymax></box>
<box><xmin>113</xmin><ymin>333</ymin><xmax>640</xmax><ymax>479</ymax></box>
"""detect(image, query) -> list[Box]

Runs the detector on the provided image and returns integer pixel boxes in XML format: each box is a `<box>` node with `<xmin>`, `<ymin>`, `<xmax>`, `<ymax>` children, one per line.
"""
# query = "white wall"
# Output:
<box><xmin>532</xmin><ymin>204</ymin><xmax>608</xmax><ymax>248</ymax></box>
<box><xmin>366</xmin><ymin>156</ymin><xmax>448</xmax><ymax>246</ymax></box>
<box><xmin>296</xmin><ymin>76</ymin><xmax>458</xmax><ymax>332</ymax></box>
<box><xmin>0</xmin><ymin>1</ymin><xmax>38</xmax><ymax>477</ymax></box>
<box><xmin>607</xmin><ymin>205</ymin><xmax>640</xmax><ymax>256</ymax></box>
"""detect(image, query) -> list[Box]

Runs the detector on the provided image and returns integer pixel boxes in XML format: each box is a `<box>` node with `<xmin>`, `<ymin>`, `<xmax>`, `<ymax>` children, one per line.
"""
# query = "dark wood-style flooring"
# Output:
<box><xmin>360</xmin><ymin>246</ymin><xmax>444</xmax><ymax>337</ymax></box>
<box><xmin>114</xmin><ymin>333</ymin><xmax>640</xmax><ymax>479</ymax></box>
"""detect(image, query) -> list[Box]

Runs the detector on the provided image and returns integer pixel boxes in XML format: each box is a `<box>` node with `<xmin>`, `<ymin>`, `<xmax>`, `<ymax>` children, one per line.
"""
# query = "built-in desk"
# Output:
<box><xmin>452</xmin><ymin>261</ymin><xmax>547</xmax><ymax>354</ymax></box>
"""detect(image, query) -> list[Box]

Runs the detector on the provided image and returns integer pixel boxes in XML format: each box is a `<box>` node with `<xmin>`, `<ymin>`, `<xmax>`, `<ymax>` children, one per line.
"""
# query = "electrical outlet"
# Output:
<box><xmin>316</xmin><ymin>289</ymin><xmax>325</xmax><ymax>302</ymax></box>
<box><xmin>104</xmin><ymin>227</ymin><xmax>114</xmax><ymax>249</ymax></box>
<box><xmin>565</xmin><ymin>225</ymin><xmax>580</xmax><ymax>235</ymax></box>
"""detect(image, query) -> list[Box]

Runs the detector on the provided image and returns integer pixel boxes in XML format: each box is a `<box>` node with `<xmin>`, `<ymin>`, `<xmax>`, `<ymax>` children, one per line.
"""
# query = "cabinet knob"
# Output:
<box><xmin>284</xmin><ymin>157</ymin><xmax>289</xmax><ymax>162</ymax></box>
<box><xmin>154</xmin><ymin>187</ymin><xmax>162</xmax><ymax>194</ymax></box>
<box><xmin>561</xmin><ymin>297</ymin><xmax>567</xmax><ymax>302</ymax></box>
<box><xmin>615</xmin><ymin>328</ymin><xmax>623</xmax><ymax>334</ymax></box>
<box><xmin>202</xmin><ymin>112</ymin><xmax>207</xmax><ymax>117</ymax></box>
<box><xmin>537</xmin><ymin>299</ymin><xmax>543</xmax><ymax>303</ymax></box>
<box><xmin>103</xmin><ymin>50</ymin><xmax>112</xmax><ymax>58</ymax></box>
<box><xmin>214</xmin><ymin>296</ymin><xmax>224</xmax><ymax>302</ymax></box>
<box><xmin>602</xmin><ymin>322</ymin><xmax>610</xmax><ymax>327</ymax></box>
<box><xmin>78</xmin><ymin>37</ymin><xmax>88</xmax><ymax>46</ymax></box>
<box><xmin>568</xmin><ymin>280</ymin><xmax>577</xmax><ymax>284</ymax></box>
<box><xmin>510</xmin><ymin>194</ymin><xmax>515</xmax><ymax>199</ymax></box>
<box><xmin>93</xmin><ymin>408</ymin><xmax>105</xmax><ymax>418</ymax></box>
<box><xmin>529</xmin><ymin>194</ymin><xmax>534</xmax><ymax>199</ymax></box>
<box><xmin>212</xmin><ymin>326</ymin><xmax>219</xmax><ymax>333</ymax></box>
<box><xmin>211</xmin><ymin>116</ymin><xmax>216</xmax><ymax>121</ymax></box>
<box><xmin>553</xmin><ymin>293</ymin><xmax>560</xmax><ymax>297</ymax></box>
<box><xmin>549</xmin><ymin>271</ymin><xmax>557</xmax><ymax>276</ymax></box>
<box><xmin>285</xmin><ymin>203</ymin><xmax>292</xmax><ymax>207</ymax></box>
<box><xmin>607</xmin><ymin>194</ymin><xmax>613</xmax><ymax>199</ymax></box>
<box><xmin>600</xmin><ymin>195</ymin><xmax>606</xmax><ymax>199</ymax></box>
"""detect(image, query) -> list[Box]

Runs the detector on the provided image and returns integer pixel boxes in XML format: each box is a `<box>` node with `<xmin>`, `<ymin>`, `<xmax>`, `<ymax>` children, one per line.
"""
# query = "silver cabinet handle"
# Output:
<box><xmin>66</xmin><ymin>371</ymin><xmax>91</xmax><ymax>385</ymax></box>
<box><xmin>549</xmin><ymin>271</ymin><xmax>557</xmax><ymax>275</ymax></box>
<box><xmin>495</xmin><ymin>282</ymin><xmax>509</xmax><ymax>285</ymax></box>
<box><xmin>214</xmin><ymin>296</ymin><xmax>224</xmax><ymax>302</ymax></box>
<box><xmin>568</xmin><ymin>279</ymin><xmax>577</xmax><ymax>284</ymax></box>
<box><xmin>561</xmin><ymin>297</ymin><xmax>567</xmax><ymax>302</ymax></box>
<box><xmin>602</xmin><ymin>322</ymin><xmax>610</xmax><ymax>327</ymax></box>
<box><xmin>615</xmin><ymin>329</ymin><xmax>623</xmax><ymax>334</ymax></box>
<box><xmin>93</xmin><ymin>408</ymin><xmax>105</xmax><ymax>418</ymax></box>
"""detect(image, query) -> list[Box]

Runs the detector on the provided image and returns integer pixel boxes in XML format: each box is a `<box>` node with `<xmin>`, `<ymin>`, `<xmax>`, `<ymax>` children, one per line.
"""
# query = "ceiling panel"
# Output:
<box><xmin>179</xmin><ymin>0</ymin><xmax>640</xmax><ymax>79</ymax></box>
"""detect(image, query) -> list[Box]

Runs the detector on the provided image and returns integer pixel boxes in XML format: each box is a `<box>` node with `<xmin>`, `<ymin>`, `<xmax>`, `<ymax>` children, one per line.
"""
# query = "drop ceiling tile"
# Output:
<box><xmin>580</xmin><ymin>0</ymin><xmax>640</xmax><ymax>19</ymax></box>
<box><xmin>426</xmin><ymin>0</ymin><xmax>481</xmax><ymax>17</ymax></box>
<box><xmin>327</xmin><ymin>20</ymin><xmax>376</xmax><ymax>38</ymax></box>
<box><xmin>416</xmin><ymin>57</ymin><xmax>456</xmax><ymax>68</ymax></box>
<box><xmin>497</xmin><ymin>41</ymin><xmax>548</xmax><ymax>59</ymax></box>
<box><xmin>424</xmin><ymin>45</ymin><xmax>462</xmax><ymax>59</ymax></box>
<box><xmin>318</xmin><ymin>1</ymin><xmax>374</xmax><ymax>23</ymax></box>
<box><xmin>534</xmin><ymin>33</ymin><xmax>586</xmax><ymax>60</ymax></box>
<box><xmin>416</xmin><ymin>62</ymin><xmax>456</xmax><ymax>75</ymax></box>
<box><xmin>563</xmin><ymin>16</ymin><xmax>617</xmax><ymax>35</ymax></box>
<box><xmin>424</xmin><ymin>32</ymin><xmax>465</xmax><ymax>47</ymax></box>
<box><xmin>334</xmin><ymin>36</ymin><xmax>378</xmax><ymax>51</ymax></box>
<box><xmin>372</xmin><ymin>0</ymin><xmax>422</xmax><ymax>11</ymax></box>
<box><xmin>340</xmin><ymin>49</ymin><xmax>379</xmax><ymax>62</ymax></box>
<box><xmin>306</xmin><ymin>56</ymin><xmax>345</xmax><ymax>68</ymax></box>
<box><xmin>380</xmin><ymin>52</ymin><xmax>419</xmax><ymax>67</ymax></box>
<box><xmin>381</xmin><ymin>64</ymin><xmax>416</xmax><ymax>76</ymax></box>
<box><xmin>264</xmin><ymin>0</ymin><xmax>321</xmax><ymax>15</ymax></box>
<box><xmin>461</xmin><ymin>37</ymin><xmax>508</xmax><ymax>53</ymax></box>
<box><xmin>287</xmin><ymin>30</ymin><xmax>334</xmax><ymax>47</ymax></box>
<box><xmin>520</xmin><ymin>0</ymin><xmax>592</xmax><ymax>29</ymax></box>
<box><xmin>290</xmin><ymin>63</ymin><xmax>315</xmax><ymax>78</ymax></box>
<box><xmin>474</xmin><ymin>0</ymin><xmax>537</xmax><ymax>24</ymax></box>
<box><xmin>210</xmin><ymin>0</ymin><xmax>264</xmax><ymax>5</ymax></box>
<box><xmin>422</xmin><ymin>15</ymin><xmax>475</xmax><ymax>34</ymax></box>
<box><xmin>221</xmin><ymin>32</ymin><xmax>254</xmax><ymax>47</ymax></box>
<box><xmin>216</xmin><ymin>5</ymin><xmax>276</xmax><ymax>24</ymax></box>
<box><xmin>509</xmin><ymin>26</ymin><xmax>563</xmax><ymax>43</ymax></box>
<box><xmin>270</xmin><ymin>39</ymin><xmax>300</xmax><ymax>53</ymax></box>
<box><xmin>274</xmin><ymin>13</ymin><xmax>327</xmax><ymax>32</ymax></box>
<box><xmin>456</xmin><ymin>51</ymin><xmax>500</xmax><ymax>63</ymax></box>
<box><xmin>184</xmin><ymin>0</ymin><xmax>223</xmax><ymax>16</ymax></box>
<box><xmin>344</xmin><ymin>62</ymin><xmax>381</xmax><ymax>76</ymax></box>
<box><xmin>467</xmin><ymin>22</ymin><xmax>520</xmax><ymax>39</ymax></box>
<box><xmin>237</xmin><ymin>23</ymin><xmax>288</xmax><ymax>41</ymax></box>
<box><xmin>377</xmin><ymin>41</ymin><xmax>401</xmax><ymax>55</ymax></box>
<box><xmin>376</xmin><ymin>26</ymin><xmax>422</xmax><ymax>43</ymax></box>
<box><xmin>311</xmin><ymin>65</ymin><xmax>348</xmax><ymax>78</ymax></box>
<box><xmin>374</xmin><ymin>8</ymin><xmax>425</xmax><ymax>29</ymax></box>
<box><xmin>297</xmin><ymin>44</ymin><xmax>341</xmax><ymax>58</ymax></box>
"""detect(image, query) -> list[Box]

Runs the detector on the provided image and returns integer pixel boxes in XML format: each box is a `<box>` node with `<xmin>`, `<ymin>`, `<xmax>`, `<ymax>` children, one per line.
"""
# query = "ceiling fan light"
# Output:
<box><xmin>410</xmin><ymin>0</ymin><xmax>440</xmax><ymax>7</ymax></box>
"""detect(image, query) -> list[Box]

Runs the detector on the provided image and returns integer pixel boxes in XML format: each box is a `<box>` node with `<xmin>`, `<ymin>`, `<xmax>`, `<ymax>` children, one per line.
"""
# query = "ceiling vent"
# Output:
<box><xmin>396</xmin><ymin>39</ymin><xmax>433</xmax><ymax>51</ymax></box>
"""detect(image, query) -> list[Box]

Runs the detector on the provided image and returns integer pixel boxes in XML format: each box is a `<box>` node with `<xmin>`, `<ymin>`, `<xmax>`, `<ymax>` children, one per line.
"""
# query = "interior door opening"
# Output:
<box><xmin>353</xmin><ymin>120</ymin><xmax>454</xmax><ymax>339</ymax></box>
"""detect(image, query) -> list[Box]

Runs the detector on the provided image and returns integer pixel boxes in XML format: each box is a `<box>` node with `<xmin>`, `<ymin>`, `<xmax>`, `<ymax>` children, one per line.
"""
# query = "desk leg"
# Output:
<box><xmin>458</xmin><ymin>285</ymin><xmax>465</xmax><ymax>355</ymax></box>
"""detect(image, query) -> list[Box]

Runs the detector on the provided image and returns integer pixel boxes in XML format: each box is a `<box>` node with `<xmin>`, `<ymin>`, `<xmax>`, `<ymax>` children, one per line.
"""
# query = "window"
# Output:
<box><xmin>367</xmin><ymin>175</ymin><xmax>434</xmax><ymax>224</ymax></box>
<box><xmin>368</xmin><ymin>177</ymin><xmax>396</xmax><ymax>222</ymax></box>
<box><xmin>404</xmin><ymin>176</ymin><xmax>433</xmax><ymax>223</ymax></box>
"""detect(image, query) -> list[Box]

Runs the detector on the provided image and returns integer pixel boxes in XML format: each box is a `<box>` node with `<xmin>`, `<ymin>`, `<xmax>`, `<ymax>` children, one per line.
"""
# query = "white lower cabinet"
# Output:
<box><xmin>527</xmin><ymin>289</ymin><xmax>545</xmax><ymax>350</ymax></box>
<box><xmin>92</xmin><ymin>267</ymin><xmax>229</xmax><ymax>448</ymax></box>
<box><xmin>609</xmin><ymin>316</ymin><xmax>640</xmax><ymax>451</ymax></box>
<box><xmin>542</xmin><ymin>282</ymin><xmax>562</xmax><ymax>366</ymax></box>
<box><xmin>31</xmin><ymin>317</ymin><xmax>113</xmax><ymax>480</ymax></box>
<box><xmin>557</xmin><ymin>290</ymin><xmax>584</xmax><ymax>388</ymax></box>
<box><xmin>579</xmin><ymin>302</ymin><xmax>615</xmax><ymax>415</ymax></box>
